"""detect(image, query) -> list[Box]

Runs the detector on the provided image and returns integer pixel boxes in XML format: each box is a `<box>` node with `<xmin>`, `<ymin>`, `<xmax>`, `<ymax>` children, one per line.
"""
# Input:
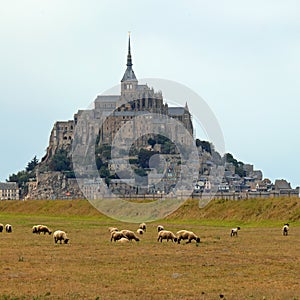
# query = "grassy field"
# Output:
<box><xmin>0</xmin><ymin>198</ymin><xmax>299</xmax><ymax>299</ymax></box>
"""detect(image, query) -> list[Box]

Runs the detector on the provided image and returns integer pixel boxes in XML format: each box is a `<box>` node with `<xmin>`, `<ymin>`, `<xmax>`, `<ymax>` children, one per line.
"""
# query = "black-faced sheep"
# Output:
<box><xmin>137</xmin><ymin>228</ymin><xmax>144</xmax><ymax>235</ymax></box>
<box><xmin>53</xmin><ymin>230</ymin><xmax>69</xmax><ymax>244</ymax></box>
<box><xmin>36</xmin><ymin>225</ymin><xmax>52</xmax><ymax>235</ymax></box>
<box><xmin>282</xmin><ymin>223</ymin><xmax>289</xmax><ymax>236</ymax></box>
<box><xmin>32</xmin><ymin>225</ymin><xmax>40</xmax><ymax>234</ymax></box>
<box><xmin>139</xmin><ymin>222</ymin><xmax>147</xmax><ymax>232</ymax></box>
<box><xmin>0</xmin><ymin>223</ymin><xmax>3</xmax><ymax>232</ymax></box>
<box><xmin>230</xmin><ymin>227</ymin><xmax>241</xmax><ymax>237</ymax></box>
<box><xmin>120</xmin><ymin>230</ymin><xmax>140</xmax><ymax>242</ymax></box>
<box><xmin>157</xmin><ymin>230</ymin><xmax>178</xmax><ymax>243</ymax></box>
<box><xmin>157</xmin><ymin>225</ymin><xmax>164</xmax><ymax>232</ymax></box>
<box><xmin>176</xmin><ymin>230</ymin><xmax>200</xmax><ymax>244</ymax></box>
<box><xmin>111</xmin><ymin>231</ymin><xmax>126</xmax><ymax>242</ymax></box>
<box><xmin>5</xmin><ymin>224</ymin><xmax>12</xmax><ymax>233</ymax></box>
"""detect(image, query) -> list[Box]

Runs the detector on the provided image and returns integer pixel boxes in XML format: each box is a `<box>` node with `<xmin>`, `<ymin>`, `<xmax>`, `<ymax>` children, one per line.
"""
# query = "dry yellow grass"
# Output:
<box><xmin>0</xmin><ymin>199</ymin><xmax>299</xmax><ymax>299</ymax></box>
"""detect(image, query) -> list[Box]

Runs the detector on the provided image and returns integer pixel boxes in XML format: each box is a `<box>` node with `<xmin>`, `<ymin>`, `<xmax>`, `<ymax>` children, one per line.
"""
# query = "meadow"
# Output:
<box><xmin>0</xmin><ymin>198</ymin><xmax>299</xmax><ymax>300</ymax></box>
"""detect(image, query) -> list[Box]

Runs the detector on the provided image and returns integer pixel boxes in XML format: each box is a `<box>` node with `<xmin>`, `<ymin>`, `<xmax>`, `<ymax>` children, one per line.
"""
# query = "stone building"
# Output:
<box><xmin>42</xmin><ymin>35</ymin><xmax>193</xmax><ymax>163</ymax></box>
<box><xmin>0</xmin><ymin>182</ymin><xmax>19</xmax><ymax>200</ymax></box>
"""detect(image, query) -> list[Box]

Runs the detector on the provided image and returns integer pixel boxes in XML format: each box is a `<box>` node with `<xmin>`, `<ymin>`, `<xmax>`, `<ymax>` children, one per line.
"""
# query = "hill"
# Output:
<box><xmin>0</xmin><ymin>197</ymin><xmax>299</xmax><ymax>225</ymax></box>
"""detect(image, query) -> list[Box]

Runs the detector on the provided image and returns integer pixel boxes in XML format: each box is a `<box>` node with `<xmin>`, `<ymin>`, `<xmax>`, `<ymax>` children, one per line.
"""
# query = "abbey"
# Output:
<box><xmin>43</xmin><ymin>35</ymin><xmax>193</xmax><ymax>161</ymax></box>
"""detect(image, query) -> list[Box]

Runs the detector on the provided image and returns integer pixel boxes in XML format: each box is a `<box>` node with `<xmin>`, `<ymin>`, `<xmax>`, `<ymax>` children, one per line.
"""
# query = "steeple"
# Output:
<box><xmin>121</xmin><ymin>32</ymin><xmax>137</xmax><ymax>83</ymax></box>
<box><xmin>127</xmin><ymin>32</ymin><xmax>132</xmax><ymax>67</ymax></box>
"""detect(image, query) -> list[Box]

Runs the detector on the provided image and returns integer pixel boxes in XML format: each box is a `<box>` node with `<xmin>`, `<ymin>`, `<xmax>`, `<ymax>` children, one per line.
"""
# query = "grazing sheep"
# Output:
<box><xmin>117</xmin><ymin>237</ymin><xmax>130</xmax><ymax>243</ymax></box>
<box><xmin>37</xmin><ymin>225</ymin><xmax>52</xmax><ymax>235</ymax></box>
<box><xmin>139</xmin><ymin>222</ymin><xmax>147</xmax><ymax>232</ymax></box>
<box><xmin>137</xmin><ymin>228</ymin><xmax>144</xmax><ymax>235</ymax></box>
<box><xmin>157</xmin><ymin>230</ymin><xmax>178</xmax><ymax>243</ymax></box>
<box><xmin>111</xmin><ymin>231</ymin><xmax>126</xmax><ymax>242</ymax></box>
<box><xmin>108</xmin><ymin>227</ymin><xmax>119</xmax><ymax>233</ymax></box>
<box><xmin>176</xmin><ymin>230</ymin><xmax>200</xmax><ymax>244</ymax></box>
<box><xmin>0</xmin><ymin>223</ymin><xmax>4</xmax><ymax>232</ymax></box>
<box><xmin>157</xmin><ymin>225</ymin><xmax>164</xmax><ymax>232</ymax></box>
<box><xmin>5</xmin><ymin>224</ymin><xmax>12</xmax><ymax>233</ymax></box>
<box><xmin>53</xmin><ymin>230</ymin><xmax>69</xmax><ymax>244</ymax></box>
<box><xmin>230</xmin><ymin>227</ymin><xmax>241</xmax><ymax>237</ymax></box>
<box><xmin>282</xmin><ymin>223</ymin><xmax>289</xmax><ymax>236</ymax></box>
<box><xmin>32</xmin><ymin>225</ymin><xmax>40</xmax><ymax>234</ymax></box>
<box><xmin>120</xmin><ymin>230</ymin><xmax>140</xmax><ymax>242</ymax></box>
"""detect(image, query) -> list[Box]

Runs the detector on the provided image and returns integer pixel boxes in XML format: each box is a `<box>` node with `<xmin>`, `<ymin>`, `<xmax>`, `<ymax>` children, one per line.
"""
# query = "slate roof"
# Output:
<box><xmin>0</xmin><ymin>182</ymin><xmax>18</xmax><ymax>190</ymax></box>
<box><xmin>168</xmin><ymin>107</ymin><xmax>186</xmax><ymax>116</ymax></box>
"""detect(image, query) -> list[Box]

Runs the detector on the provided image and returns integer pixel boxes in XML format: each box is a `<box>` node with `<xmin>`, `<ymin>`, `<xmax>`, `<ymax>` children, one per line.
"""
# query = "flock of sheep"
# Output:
<box><xmin>0</xmin><ymin>223</ymin><xmax>69</xmax><ymax>244</ymax></box>
<box><xmin>110</xmin><ymin>222</ymin><xmax>291</xmax><ymax>244</ymax></box>
<box><xmin>110</xmin><ymin>223</ymin><xmax>201</xmax><ymax>245</ymax></box>
<box><xmin>0</xmin><ymin>222</ymin><xmax>290</xmax><ymax>245</ymax></box>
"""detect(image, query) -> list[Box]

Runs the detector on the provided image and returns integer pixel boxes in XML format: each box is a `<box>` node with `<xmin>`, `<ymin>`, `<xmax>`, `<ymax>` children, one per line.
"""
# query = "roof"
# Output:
<box><xmin>111</xmin><ymin>110</ymin><xmax>148</xmax><ymax>117</ymax></box>
<box><xmin>0</xmin><ymin>182</ymin><xmax>18</xmax><ymax>190</ymax></box>
<box><xmin>168</xmin><ymin>107</ymin><xmax>187</xmax><ymax>116</ymax></box>
<box><xmin>121</xmin><ymin>66</ymin><xmax>137</xmax><ymax>82</ymax></box>
<box><xmin>274</xmin><ymin>179</ymin><xmax>291</xmax><ymax>190</ymax></box>
<box><xmin>94</xmin><ymin>95</ymin><xmax>119</xmax><ymax>103</ymax></box>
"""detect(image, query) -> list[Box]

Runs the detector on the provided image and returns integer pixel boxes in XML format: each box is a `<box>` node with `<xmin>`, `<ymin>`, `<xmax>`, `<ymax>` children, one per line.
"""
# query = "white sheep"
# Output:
<box><xmin>111</xmin><ymin>231</ymin><xmax>126</xmax><ymax>242</ymax></box>
<box><xmin>120</xmin><ymin>230</ymin><xmax>140</xmax><ymax>242</ymax></box>
<box><xmin>5</xmin><ymin>224</ymin><xmax>12</xmax><ymax>233</ymax></box>
<box><xmin>137</xmin><ymin>228</ymin><xmax>144</xmax><ymax>235</ymax></box>
<box><xmin>157</xmin><ymin>230</ymin><xmax>178</xmax><ymax>243</ymax></box>
<box><xmin>117</xmin><ymin>237</ymin><xmax>130</xmax><ymax>243</ymax></box>
<box><xmin>36</xmin><ymin>225</ymin><xmax>52</xmax><ymax>235</ymax></box>
<box><xmin>108</xmin><ymin>227</ymin><xmax>119</xmax><ymax>233</ymax></box>
<box><xmin>230</xmin><ymin>227</ymin><xmax>241</xmax><ymax>237</ymax></box>
<box><xmin>53</xmin><ymin>230</ymin><xmax>69</xmax><ymax>244</ymax></box>
<box><xmin>157</xmin><ymin>225</ymin><xmax>164</xmax><ymax>232</ymax></box>
<box><xmin>0</xmin><ymin>223</ymin><xmax>4</xmax><ymax>232</ymax></box>
<box><xmin>176</xmin><ymin>230</ymin><xmax>200</xmax><ymax>244</ymax></box>
<box><xmin>282</xmin><ymin>223</ymin><xmax>289</xmax><ymax>236</ymax></box>
<box><xmin>139</xmin><ymin>222</ymin><xmax>147</xmax><ymax>232</ymax></box>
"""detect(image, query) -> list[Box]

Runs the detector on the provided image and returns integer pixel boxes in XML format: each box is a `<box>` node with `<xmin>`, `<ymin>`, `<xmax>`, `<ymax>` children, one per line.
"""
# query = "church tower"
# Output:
<box><xmin>121</xmin><ymin>33</ymin><xmax>138</xmax><ymax>96</ymax></box>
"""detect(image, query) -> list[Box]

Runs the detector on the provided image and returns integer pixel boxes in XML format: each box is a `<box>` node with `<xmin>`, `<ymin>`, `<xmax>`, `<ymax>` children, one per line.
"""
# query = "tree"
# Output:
<box><xmin>26</xmin><ymin>156</ymin><xmax>39</xmax><ymax>172</ymax></box>
<box><xmin>49</xmin><ymin>149</ymin><xmax>71</xmax><ymax>172</ymax></box>
<box><xmin>148</xmin><ymin>138</ymin><xmax>156</xmax><ymax>147</ymax></box>
<box><xmin>196</xmin><ymin>139</ymin><xmax>211</xmax><ymax>154</ymax></box>
<box><xmin>138</xmin><ymin>149</ymin><xmax>158</xmax><ymax>169</ymax></box>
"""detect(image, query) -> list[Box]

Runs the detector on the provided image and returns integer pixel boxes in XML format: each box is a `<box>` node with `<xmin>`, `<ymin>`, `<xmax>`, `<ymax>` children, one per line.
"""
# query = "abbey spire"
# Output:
<box><xmin>121</xmin><ymin>32</ymin><xmax>137</xmax><ymax>83</ymax></box>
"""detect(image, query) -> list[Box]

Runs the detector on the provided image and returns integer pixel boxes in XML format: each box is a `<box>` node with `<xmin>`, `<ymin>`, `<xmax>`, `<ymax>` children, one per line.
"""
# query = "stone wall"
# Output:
<box><xmin>26</xmin><ymin>172</ymin><xmax>83</xmax><ymax>200</ymax></box>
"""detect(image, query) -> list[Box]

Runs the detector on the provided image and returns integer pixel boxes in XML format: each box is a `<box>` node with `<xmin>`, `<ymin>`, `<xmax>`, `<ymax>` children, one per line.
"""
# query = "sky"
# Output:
<box><xmin>0</xmin><ymin>0</ymin><xmax>299</xmax><ymax>188</ymax></box>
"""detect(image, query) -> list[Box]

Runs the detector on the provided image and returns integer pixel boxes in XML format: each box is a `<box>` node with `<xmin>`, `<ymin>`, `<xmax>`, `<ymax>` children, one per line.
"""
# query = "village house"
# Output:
<box><xmin>0</xmin><ymin>182</ymin><xmax>19</xmax><ymax>200</ymax></box>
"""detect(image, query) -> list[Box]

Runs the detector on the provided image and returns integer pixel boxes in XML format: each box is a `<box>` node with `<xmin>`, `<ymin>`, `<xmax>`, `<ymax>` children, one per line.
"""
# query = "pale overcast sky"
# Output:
<box><xmin>0</xmin><ymin>0</ymin><xmax>299</xmax><ymax>188</ymax></box>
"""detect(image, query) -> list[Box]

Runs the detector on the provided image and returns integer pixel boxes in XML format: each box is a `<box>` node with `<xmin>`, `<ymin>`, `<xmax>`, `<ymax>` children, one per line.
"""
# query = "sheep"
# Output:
<box><xmin>139</xmin><ymin>222</ymin><xmax>147</xmax><ymax>232</ymax></box>
<box><xmin>120</xmin><ymin>230</ymin><xmax>140</xmax><ymax>242</ymax></box>
<box><xmin>0</xmin><ymin>223</ymin><xmax>4</xmax><ymax>232</ymax></box>
<box><xmin>157</xmin><ymin>230</ymin><xmax>178</xmax><ymax>243</ymax></box>
<box><xmin>53</xmin><ymin>230</ymin><xmax>69</xmax><ymax>244</ymax></box>
<box><xmin>282</xmin><ymin>223</ymin><xmax>289</xmax><ymax>236</ymax></box>
<box><xmin>117</xmin><ymin>237</ymin><xmax>130</xmax><ymax>243</ymax></box>
<box><xmin>230</xmin><ymin>227</ymin><xmax>241</xmax><ymax>237</ymax></box>
<box><xmin>5</xmin><ymin>224</ymin><xmax>12</xmax><ymax>233</ymax></box>
<box><xmin>108</xmin><ymin>227</ymin><xmax>119</xmax><ymax>233</ymax></box>
<box><xmin>137</xmin><ymin>228</ymin><xmax>144</xmax><ymax>235</ymax></box>
<box><xmin>36</xmin><ymin>225</ymin><xmax>52</xmax><ymax>235</ymax></box>
<box><xmin>176</xmin><ymin>230</ymin><xmax>200</xmax><ymax>244</ymax></box>
<box><xmin>32</xmin><ymin>225</ymin><xmax>40</xmax><ymax>234</ymax></box>
<box><xmin>111</xmin><ymin>231</ymin><xmax>127</xmax><ymax>242</ymax></box>
<box><xmin>157</xmin><ymin>225</ymin><xmax>164</xmax><ymax>232</ymax></box>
